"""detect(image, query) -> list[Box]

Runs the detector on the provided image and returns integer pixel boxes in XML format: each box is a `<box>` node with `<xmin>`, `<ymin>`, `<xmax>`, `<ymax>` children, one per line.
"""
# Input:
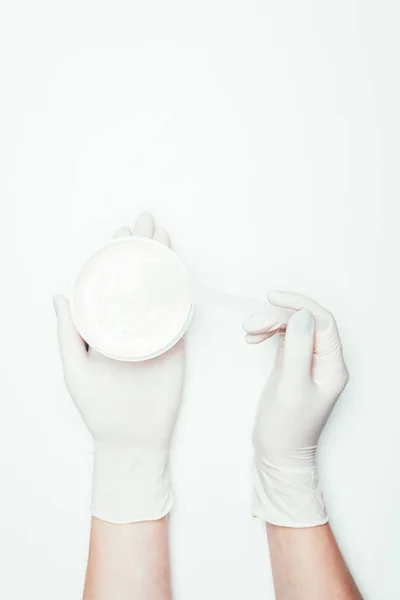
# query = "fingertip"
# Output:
<box><xmin>152</xmin><ymin>227</ymin><xmax>170</xmax><ymax>247</ymax></box>
<box><xmin>133</xmin><ymin>212</ymin><xmax>155</xmax><ymax>238</ymax></box>
<box><xmin>245</xmin><ymin>331</ymin><xmax>276</xmax><ymax>344</ymax></box>
<box><xmin>267</xmin><ymin>290</ymin><xmax>291</xmax><ymax>307</ymax></box>
<box><xmin>245</xmin><ymin>333</ymin><xmax>263</xmax><ymax>344</ymax></box>
<box><xmin>282</xmin><ymin>309</ymin><xmax>316</xmax><ymax>379</ymax></box>
<box><xmin>242</xmin><ymin>313</ymin><xmax>281</xmax><ymax>335</ymax></box>
<box><xmin>113</xmin><ymin>226</ymin><xmax>131</xmax><ymax>239</ymax></box>
<box><xmin>287</xmin><ymin>308</ymin><xmax>314</xmax><ymax>335</ymax></box>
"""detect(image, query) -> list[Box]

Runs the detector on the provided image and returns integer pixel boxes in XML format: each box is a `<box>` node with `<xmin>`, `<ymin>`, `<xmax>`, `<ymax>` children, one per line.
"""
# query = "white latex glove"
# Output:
<box><xmin>243</xmin><ymin>291</ymin><xmax>349</xmax><ymax>528</ymax></box>
<box><xmin>54</xmin><ymin>213</ymin><xmax>185</xmax><ymax>523</ymax></box>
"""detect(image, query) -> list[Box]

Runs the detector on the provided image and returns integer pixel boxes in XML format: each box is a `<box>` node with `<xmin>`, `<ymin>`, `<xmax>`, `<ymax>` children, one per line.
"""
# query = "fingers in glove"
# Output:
<box><xmin>242</xmin><ymin>313</ymin><xmax>282</xmax><ymax>335</ymax></box>
<box><xmin>152</xmin><ymin>227</ymin><xmax>170</xmax><ymax>247</ymax></box>
<box><xmin>133</xmin><ymin>212</ymin><xmax>155</xmax><ymax>238</ymax></box>
<box><xmin>281</xmin><ymin>308</ymin><xmax>315</xmax><ymax>381</ymax></box>
<box><xmin>268</xmin><ymin>291</ymin><xmax>331</xmax><ymax>330</ymax></box>
<box><xmin>113</xmin><ymin>226</ymin><xmax>131</xmax><ymax>238</ymax></box>
<box><xmin>245</xmin><ymin>330</ymin><xmax>277</xmax><ymax>344</ymax></box>
<box><xmin>268</xmin><ymin>290</ymin><xmax>343</xmax><ymax>357</ymax></box>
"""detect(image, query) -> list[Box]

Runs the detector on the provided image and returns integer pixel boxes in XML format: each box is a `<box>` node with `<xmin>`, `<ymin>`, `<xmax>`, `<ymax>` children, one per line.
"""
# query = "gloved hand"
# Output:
<box><xmin>54</xmin><ymin>213</ymin><xmax>185</xmax><ymax>523</ymax></box>
<box><xmin>243</xmin><ymin>291</ymin><xmax>349</xmax><ymax>528</ymax></box>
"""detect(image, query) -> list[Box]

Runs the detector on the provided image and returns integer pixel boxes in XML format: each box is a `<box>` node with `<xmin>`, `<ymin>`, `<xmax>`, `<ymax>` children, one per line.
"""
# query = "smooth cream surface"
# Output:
<box><xmin>71</xmin><ymin>237</ymin><xmax>192</xmax><ymax>360</ymax></box>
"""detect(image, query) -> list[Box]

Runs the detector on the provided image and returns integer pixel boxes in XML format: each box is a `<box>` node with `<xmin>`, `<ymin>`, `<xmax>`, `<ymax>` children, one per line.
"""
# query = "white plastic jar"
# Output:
<box><xmin>70</xmin><ymin>237</ymin><xmax>193</xmax><ymax>361</ymax></box>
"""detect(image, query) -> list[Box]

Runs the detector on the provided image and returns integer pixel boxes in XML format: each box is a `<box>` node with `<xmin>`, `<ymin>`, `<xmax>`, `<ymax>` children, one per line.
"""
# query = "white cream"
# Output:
<box><xmin>71</xmin><ymin>237</ymin><xmax>193</xmax><ymax>361</ymax></box>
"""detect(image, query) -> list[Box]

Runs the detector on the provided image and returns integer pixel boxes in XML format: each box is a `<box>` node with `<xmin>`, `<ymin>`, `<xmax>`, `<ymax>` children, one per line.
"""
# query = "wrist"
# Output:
<box><xmin>91</xmin><ymin>442</ymin><xmax>173</xmax><ymax>524</ymax></box>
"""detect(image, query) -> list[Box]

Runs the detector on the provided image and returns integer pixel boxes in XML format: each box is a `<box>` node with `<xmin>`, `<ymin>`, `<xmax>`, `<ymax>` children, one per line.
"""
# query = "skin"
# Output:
<box><xmin>83</xmin><ymin>517</ymin><xmax>171</xmax><ymax>600</ymax></box>
<box><xmin>266</xmin><ymin>523</ymin><xmax>362</xmax><ymax>600</ymax></box>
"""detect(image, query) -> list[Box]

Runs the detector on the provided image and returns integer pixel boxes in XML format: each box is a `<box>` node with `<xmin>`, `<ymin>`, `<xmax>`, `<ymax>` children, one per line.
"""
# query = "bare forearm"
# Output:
<box><xmin>266</xmin><ymin>523</ymin><xmax>362</xmax><ymax>600</ymax></box>
<box><xmin>83</xmin><ymin>517</ymin><xmax>172</xmax><ymax>600</ymax></box>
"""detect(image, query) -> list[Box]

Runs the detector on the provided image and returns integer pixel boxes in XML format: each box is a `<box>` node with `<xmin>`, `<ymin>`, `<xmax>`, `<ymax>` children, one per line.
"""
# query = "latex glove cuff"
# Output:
<box><xmin>253</xmin><ymin>455</ymin><xmax>328</xmax><ymax>528</ymax></box>
<box><xmin>91</xmin><ymin>443</ymin><xmax>173</xmax><ymax>524</ymax></box>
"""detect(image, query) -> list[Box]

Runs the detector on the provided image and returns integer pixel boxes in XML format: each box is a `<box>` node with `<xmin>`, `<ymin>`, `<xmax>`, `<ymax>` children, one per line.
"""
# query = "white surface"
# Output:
<box><xmin>0</xmin><ymin>1</ymin><xmax>398</xmax><ymax>598</ymax></box>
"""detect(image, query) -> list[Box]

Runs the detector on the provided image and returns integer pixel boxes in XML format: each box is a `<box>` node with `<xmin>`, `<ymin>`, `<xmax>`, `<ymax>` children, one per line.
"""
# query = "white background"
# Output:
<box><xmin>0</xmin><ymin>1</ymin><xmax>398</xmax><ymax>598</ymax></box>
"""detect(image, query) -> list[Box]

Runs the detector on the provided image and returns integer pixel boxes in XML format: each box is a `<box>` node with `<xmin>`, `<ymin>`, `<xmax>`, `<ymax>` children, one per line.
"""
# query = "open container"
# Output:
<box><xmin>70</xmin><ymin>236</ymin><xmax>194</xmax><ymax>361</ymax></box>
